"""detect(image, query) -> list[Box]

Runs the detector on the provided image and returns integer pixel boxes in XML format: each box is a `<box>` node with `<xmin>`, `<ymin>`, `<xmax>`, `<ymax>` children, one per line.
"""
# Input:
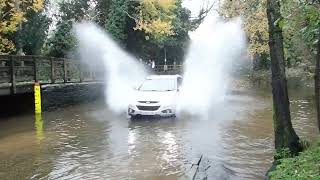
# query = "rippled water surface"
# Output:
<box><xmin>0</xmin><ymin>88</ymin><xmax>317</xmax><ymax>180</ymax></box>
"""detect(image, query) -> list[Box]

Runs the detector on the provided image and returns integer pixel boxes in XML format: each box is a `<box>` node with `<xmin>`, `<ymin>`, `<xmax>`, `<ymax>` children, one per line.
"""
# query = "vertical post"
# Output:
<box><xmin>91</xmin><ymin>66</ymin><xmax>95</xmax><ymax>81</ymax></box>
<box><xmin>79</xmin><ymin>63</ymin><xmax>83</xmax><ymax>82</ymax></box>
<box><xmin>33</xmin><ymin>57</ymin><xmax>38</xmax><ymax>82</ymax></box>
<box><xmin>10</xmin><ymin>56</ymin><xmax>16</xmax><ymax>94</ymax></box>
<box><xmin>35</xmin><ymin>114</ymin><xmax>44</xmax><ymax>142</ymax></box>
<box><xmin>164</xmin><ymin>64</ymin><xmax>168</xmax><ymax>72</ymax></box>
<box><xmin>164</xmin><ymin>47</ymin><xmax>167</xmax><ymax>65</ymax></box>
<box><xmin>63</xmin><ymin>59</ymin><xmax>67</xmax><ymax>83</ymax></box>
<box><xmin>34</xmin><ymin>82</ymin><xmax>42</xmax><ymax>114</ymax></box>
<box><xmin>51</xmin><ymin>58</ymin><xmax>55</xmax><ymax>83</ymax></box>
<box><xmin>92</xmin><ymin>70</ymin><xmax>96</xmax><ymax>81</ymax></box>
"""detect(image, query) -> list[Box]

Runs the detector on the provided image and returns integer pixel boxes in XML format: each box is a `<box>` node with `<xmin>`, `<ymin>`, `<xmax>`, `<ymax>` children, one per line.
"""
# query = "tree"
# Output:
<box><xmin>134</xmin><ymin>0</ymin><xmax>177</xmax><ymax>44</ymax></box>
<box><xmin>220</xmin><ymin>0</ymin><xmax>270</xmax><ymax>70</ymax></box>
<box><xmin>299</xmin><ymin>1</ymin><xmax>320</xmax><ymax>132</ymax></box>
<box><xmin>280</xmin><ymin>1</ymin><xmax>312</xmax><ymax>67</ymax></box>
<box><xmin>266</xmin><ymin>0</ymin><xmax>301</xmax><ymax>155</ymax></box>
<box><xmin>219</xmin><ymin>0</ymin><xmax>318</xmax><ymax>70</ymax></box>
<box><xmin>46</xmin><ymin>0</ymin><xmax>90</xmax><ymax>57</ymax></box>
<box><xmin>46</xmin><ymin>22</ymin><xmax>75</xmax><ymax>58</ymax></box>
<box><xmin>95</xmin><ymin>0</ymin><xmax>112</xmax><ymax>27</ymax></box>
<box><xmin>316</xmin><ymin>27</ymin><xmax>320</xmax><ymax>132</ymax></box>
<box><xmin>106</xmin><ymin>0</ymin><xmax>130</xmax><ymax>43</ymax></box>
<box><xmin>124</xmin><ymin>0</ymin><xmax>192</xmax><ymax>64</ymax></box>
<box><xmin>0</xmin><ymin>0</ymin><xmax>44</xmax><ymax>54</ymax></box>
<box><xmin>308</xmin><ymin>1</ymin><xmax>320</xmax><ymax>132</ymax></box>
<box><xmin>14</xmin><ymin>5</ymin><xmax>51</xmax><ymax>55</ymax></box>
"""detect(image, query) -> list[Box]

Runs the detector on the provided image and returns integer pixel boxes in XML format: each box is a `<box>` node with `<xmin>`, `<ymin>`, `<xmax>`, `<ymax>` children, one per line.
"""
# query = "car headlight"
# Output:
<box><xmin>128</xmin><ymin>108</ymin><xmax>135</xmax><ymax>114</ymax></box>
<box><xmin>161</xmin><ymin>109</ymin><xmax>173</xmax><ymax>113</ymax></box>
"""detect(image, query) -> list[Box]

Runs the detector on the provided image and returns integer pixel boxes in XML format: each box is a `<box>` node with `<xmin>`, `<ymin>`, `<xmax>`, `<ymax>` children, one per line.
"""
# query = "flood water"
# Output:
<box><xmin>0</xmin><ymin>87</ymin><xmax>318</xmax><ymax>180</ymax></box>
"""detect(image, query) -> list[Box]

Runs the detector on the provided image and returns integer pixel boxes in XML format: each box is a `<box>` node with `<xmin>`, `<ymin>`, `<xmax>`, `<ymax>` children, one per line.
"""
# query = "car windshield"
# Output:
<box><xmin>138</xmin><ymin>78</ymin><xmax>176</xmax><ymax>91</ymax></box>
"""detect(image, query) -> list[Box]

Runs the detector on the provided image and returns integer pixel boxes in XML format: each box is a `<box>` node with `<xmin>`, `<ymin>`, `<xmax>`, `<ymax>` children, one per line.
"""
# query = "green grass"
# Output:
<box><xmin>270</xmin><ymin>138</ymin><xmax>320</xmax><ymax>180</ymax></box>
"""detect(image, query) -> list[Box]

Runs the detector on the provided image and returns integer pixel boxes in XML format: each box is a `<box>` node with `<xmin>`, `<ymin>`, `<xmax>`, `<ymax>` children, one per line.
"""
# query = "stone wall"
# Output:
<box><xmin>41</xmin><ymin>82</ymin><xmax>105</xmax><ymax>111</ymax></box>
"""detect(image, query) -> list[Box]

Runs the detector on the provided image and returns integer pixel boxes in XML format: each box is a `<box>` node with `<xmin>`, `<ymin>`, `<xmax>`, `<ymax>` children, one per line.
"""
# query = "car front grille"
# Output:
<box><xmin>136</xmin><ymin>106</ymin><xmax>160</xmax><ymax>111</ymax></box>
<box><xmin>138</xmin><ymin>101</ymin><xmax>159</xmax><ymax>104</ymax></box>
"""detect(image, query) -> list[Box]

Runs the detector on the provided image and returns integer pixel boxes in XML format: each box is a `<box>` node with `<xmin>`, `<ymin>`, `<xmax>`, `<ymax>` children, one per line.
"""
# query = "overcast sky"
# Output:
<box><xmin>182</xmin><ymin>0</ymin><xmax>218</xmax><ymax>16</ymax></box>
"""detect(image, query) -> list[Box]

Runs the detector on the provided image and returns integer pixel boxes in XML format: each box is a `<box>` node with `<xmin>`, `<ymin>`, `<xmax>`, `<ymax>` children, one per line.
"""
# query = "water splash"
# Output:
<box><xmin>74</xmin><ymin>22</ymin><xmax>147</xmax><ymax>114</ymax></box>
<box><xmin>178</xmin><ymin>18</ymin><xmax>247</xmax><ymax>117</ymax></box>
<box><xmin>74</xmin><ymin>18</ymin><xmax>247</xmax><ymax>117</ymax></box>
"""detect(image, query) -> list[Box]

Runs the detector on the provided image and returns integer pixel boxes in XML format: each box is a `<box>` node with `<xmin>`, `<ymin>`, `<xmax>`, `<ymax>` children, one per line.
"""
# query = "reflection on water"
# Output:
<box><xmin>35</xmin><ymin>114</ymin><xmax>44</xmax><ymax>142</ymax></box>
<box><xmin>0</xmin><ymin>88</ymin><xmax>318</xmax><ymax>180</ymax></box>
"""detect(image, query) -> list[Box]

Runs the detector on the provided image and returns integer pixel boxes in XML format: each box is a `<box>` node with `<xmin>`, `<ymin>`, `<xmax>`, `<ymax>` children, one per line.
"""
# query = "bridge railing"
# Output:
<box><xmin>0</xmin><ymin>55</ymin><xmax>184</xmax><ymax>94</ymax></box>
<box><xmin>0</xmin><ymin>55</ymin><xmax>104</xmax><ymax>94</ymax></box>
<box><xmin>153</xmin><ymin>65</ymin><xmax>183</xmax><ymax>74</ymax></box>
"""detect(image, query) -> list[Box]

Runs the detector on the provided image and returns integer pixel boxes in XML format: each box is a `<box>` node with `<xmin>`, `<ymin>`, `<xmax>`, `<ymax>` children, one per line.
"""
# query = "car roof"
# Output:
<box><xmin>146</xmin><ymin>75</ymin><xmax>182</xmax><ymax>80</ymax></box>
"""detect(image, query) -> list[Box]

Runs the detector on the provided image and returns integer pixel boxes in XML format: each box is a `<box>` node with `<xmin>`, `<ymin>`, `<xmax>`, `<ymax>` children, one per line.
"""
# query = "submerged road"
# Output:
<box><xmin>0</xmin><ymin>87</ymin><xmax>317</xmax><ymax>179</ymax></box>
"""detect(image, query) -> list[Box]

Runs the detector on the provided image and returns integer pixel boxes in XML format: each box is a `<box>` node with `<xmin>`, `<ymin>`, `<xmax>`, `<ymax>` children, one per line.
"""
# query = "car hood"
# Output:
<box><xmin>134</xmin><ymin>90</ymin><xmax>177</xmax><ymax>103</ymax></box>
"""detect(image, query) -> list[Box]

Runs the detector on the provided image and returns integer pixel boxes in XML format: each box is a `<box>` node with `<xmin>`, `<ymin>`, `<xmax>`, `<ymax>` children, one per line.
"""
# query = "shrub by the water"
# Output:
<box><xmin>270</xmin><ymin>138</ymin><xmax>320</xmax><ymax>179</ymax></box>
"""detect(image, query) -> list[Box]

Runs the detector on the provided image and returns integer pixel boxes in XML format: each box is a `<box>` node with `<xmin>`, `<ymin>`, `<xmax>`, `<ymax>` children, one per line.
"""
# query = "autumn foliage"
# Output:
<box><xmin>0</xmin><ymin>0</ymin><xmax>43</xmax><ymax>54</ymax></box>
<box><xmin>134</xmin><ymin>0</ymin><xmax>177</xmax><ymax>43</ymax></box>
<box><xmin>220</xmin><ymin>0</ymin><xmax>269</xmax><ymax>57</ymax></box>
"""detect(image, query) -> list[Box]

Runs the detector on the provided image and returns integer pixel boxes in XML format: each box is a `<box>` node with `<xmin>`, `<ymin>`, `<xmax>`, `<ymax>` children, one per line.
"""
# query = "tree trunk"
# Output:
<box><xmin>266</xmin><ymin>0</ymin><xmax>300</xmax><ymax>155</ymax></box>
<box><xmin>315</xmin><ymin>27</ymin><xmax>320</xmax><ymax>132</ymax></box>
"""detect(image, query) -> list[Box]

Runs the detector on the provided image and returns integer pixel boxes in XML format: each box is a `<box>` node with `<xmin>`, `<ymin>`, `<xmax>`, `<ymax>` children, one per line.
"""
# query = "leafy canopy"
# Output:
<box><xmin>134</xmin><ymin>0</ymin><xmax>177</xmax><ymax>43</ymax></box>
<box><xmin>0</xmin><ymin>0</ymin><xmax>44</xmax><ymax>53</ymax></box>
<box><xmin>219</xmin><ymin>0</ymin><xmax>269</xmax><ymax>56</ymax></box>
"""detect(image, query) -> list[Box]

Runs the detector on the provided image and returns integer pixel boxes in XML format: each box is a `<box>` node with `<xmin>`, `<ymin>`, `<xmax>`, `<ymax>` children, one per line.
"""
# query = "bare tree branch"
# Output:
<box><xmin>190</xmin><ymin>0</ymin><xmax>220</xmax><ymax>20</ymax></box>
<box><xmin>122</xmin><ymin>9</ymin><xmax>138</xmax><ymax>22</ymax></box>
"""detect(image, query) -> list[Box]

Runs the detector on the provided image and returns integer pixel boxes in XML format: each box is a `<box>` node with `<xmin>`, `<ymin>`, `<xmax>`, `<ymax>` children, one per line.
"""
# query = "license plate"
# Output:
<box><xmin>142</xmin><ymin>111</ymin><xmax>156</xmax><ymax>115</ymax></box>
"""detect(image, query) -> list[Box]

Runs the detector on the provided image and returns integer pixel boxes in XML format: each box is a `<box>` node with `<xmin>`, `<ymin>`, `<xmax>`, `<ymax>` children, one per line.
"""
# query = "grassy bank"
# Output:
<box><xmin>247</xmin><ymin>66</ymin><xmax>314</xmax><ymax>88</ymax></box>
<box><xmin>269</xmin><ymin>138</ymin><xmax>320</xmax><ymax>179</ymax></box>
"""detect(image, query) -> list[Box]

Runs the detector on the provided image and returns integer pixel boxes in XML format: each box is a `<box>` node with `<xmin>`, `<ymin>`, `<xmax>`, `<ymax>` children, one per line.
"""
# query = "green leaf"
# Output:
<box><xmin>274</xmin><ymin>18</ymin><xmax>284</xmax><ymax>28</ymax></box>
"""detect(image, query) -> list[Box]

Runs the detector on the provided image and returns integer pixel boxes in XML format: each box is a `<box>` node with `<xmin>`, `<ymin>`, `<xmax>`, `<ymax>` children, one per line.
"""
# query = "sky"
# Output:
<box><xmin>182</xmin><ymin>0</ymin><xmax>218</xmax><ymax>16</ymax></box>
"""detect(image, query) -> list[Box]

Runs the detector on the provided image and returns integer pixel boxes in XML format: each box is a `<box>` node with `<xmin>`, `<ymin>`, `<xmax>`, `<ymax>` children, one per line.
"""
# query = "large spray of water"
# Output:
<box><xmin>178</xmin><ymin>18</ymin><xmax>247</xmax><ymax>116</ymax></box>
<box><xmin>74</xmin><ymin>17</ymin><xmax>247</xmax><ymax>117</ymax></box>
<box><xmin>74</xmin><ymin>23</ymin><xmax>147</xmax><ymax>114</ymax></box>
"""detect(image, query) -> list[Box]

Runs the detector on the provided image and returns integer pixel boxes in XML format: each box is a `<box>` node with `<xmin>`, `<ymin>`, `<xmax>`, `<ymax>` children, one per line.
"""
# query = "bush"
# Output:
<box><xmin>270</xmin><ymin>139</ymin><xmax>320</xmax><ymax>179</ymax></box>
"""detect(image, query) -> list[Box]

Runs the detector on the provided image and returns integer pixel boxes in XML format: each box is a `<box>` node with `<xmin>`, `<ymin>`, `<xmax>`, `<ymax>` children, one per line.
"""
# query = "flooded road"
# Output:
<box><xmin>0</xmin><ymin>88</ymin><xmax>318</xmax><ymax>180</ymax></box>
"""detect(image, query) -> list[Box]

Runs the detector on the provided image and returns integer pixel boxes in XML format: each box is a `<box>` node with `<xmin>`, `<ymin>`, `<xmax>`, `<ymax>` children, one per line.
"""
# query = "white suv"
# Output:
<box><xmin>128</xmin><ymin>75</ymin><xmax>182</xmax><ymax>117</ymax></box>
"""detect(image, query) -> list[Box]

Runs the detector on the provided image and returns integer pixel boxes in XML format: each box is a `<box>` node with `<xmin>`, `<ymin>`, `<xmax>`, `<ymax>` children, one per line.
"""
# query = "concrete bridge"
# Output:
<box><xmin>0</xmin><ymin>55</ymin><xmax>105</xmax><ymax>96</ymax></box>
<box><xmin>0</xmin><ymin>55</ymin><xmax>182</xmax><ymax>96</ymax></box>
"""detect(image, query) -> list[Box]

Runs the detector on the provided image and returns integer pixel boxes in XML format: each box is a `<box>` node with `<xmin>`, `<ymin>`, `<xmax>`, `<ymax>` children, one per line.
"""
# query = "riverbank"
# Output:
<box><xmin>234</xmin><ymin>69</ymin><xmax>319</xmax><ymax>179</ymax></box>
<box><xmin>268</xmin><ymin>138</ymin><xmax>320</xmax><ymax>179</ymax></box>
<box><xmin>246</xmin><ymin>66</ymin><xmax>314</xmax><ymax>89</ymax></box>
